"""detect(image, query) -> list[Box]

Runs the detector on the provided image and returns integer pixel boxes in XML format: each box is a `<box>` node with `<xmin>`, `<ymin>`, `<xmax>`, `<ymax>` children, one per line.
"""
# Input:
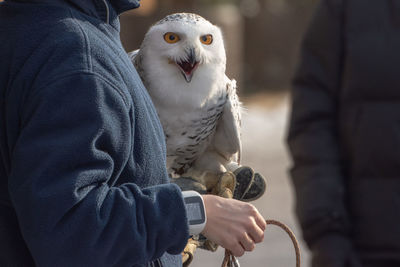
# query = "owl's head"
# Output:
<box><xmin>139</xmin><ymin>13</ymin><xmax>226</xmax><ymax>83</ymax></box>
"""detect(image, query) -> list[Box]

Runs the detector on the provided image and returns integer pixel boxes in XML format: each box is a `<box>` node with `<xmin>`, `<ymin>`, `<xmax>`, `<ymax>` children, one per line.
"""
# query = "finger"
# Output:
<box><xmin>239</xmin><ymin>232</ymin><xmax>255</xmax><ymax>252</ymax></box>
<box><xmin>245</xmin><ymin>204</ymin><xmax>266</xmax><ymax>232</ymax></box>
<box><xmin>254</xmin><ymin>212</ymin><xmax>266</xmax><ymax>231</ymax></box>
<box><xmin>248</xmin><ymin>225</ymin><xmax>264</xmax><ymax>243</ymax></box>
<box><xmin>230</xmin><ymin>243</ymin><xmax>245</xmax><ymax>257</ymax></box>
<box><xmin>245</xmin><ymin>218</ymin><xmax>264</xmax><ymax>243</ymax></box>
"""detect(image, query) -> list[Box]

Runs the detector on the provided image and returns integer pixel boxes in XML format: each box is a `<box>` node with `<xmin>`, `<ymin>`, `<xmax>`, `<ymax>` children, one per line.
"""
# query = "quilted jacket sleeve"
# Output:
<box><xmin>287</xmin><ymin>0</ymin><xmax>350</xmax><ymax>247</ymax></box>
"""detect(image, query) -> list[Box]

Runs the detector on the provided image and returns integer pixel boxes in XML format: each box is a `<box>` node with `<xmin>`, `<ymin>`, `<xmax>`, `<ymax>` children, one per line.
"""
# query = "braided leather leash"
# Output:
<box><xmin>221</xmin><ymin>219</ymin><xmax>301</xmax><ymax>267</ymax></box>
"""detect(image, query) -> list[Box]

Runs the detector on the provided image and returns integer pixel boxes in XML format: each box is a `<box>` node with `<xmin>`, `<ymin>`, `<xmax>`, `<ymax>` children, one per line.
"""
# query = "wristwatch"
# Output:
<box><xmin>181</xmin><ymin>190</ymin><xmax>207</xmax><ymax>235</ymax></box>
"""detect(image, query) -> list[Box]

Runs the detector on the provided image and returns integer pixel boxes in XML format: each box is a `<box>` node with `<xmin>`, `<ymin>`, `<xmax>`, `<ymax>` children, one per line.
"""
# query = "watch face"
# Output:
<box><xmin>184</xmin><ymin>196</ymin><xmax>206</xmax><ymax>225</ymax></box>
<box><xmin>186</xmin><ymin>202</ymin><xmax>203</xmax><ymax>221</ymax></box>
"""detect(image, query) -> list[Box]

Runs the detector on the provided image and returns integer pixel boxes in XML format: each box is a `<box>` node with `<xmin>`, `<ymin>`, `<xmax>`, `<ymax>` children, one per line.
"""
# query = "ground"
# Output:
<box><xmin>190</xmin><ymin>92</ymin><xmax>311</xmax><ymax>267</ymax></box>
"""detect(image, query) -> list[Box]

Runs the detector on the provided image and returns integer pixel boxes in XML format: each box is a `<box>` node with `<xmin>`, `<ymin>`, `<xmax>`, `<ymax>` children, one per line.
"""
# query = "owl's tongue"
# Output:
<box><xmin>177</xmin><ymin>48</ymin><xmax>199</xmax><ymax>83</ymax></box>
<box><xmin>177</xmin><ymin>60</ymin><xmax>198</xmax><ymax>83</ymax></box>
<box><xmin>178</xmin><ymin>61</ymin><xmax>197</xmax><ymax>74</ymax></box>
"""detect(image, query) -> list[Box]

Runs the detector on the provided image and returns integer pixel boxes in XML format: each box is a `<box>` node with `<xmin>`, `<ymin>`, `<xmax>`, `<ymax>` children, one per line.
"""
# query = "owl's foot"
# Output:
<box><xmin>233</xmin><ymin>166</ymin><xmax>266</xmax><ymax>202</ymax></box>
<box><xmin>210</xmin><ymin>171</ymin><xmax>236</xmax><ymax>198</ymax></box>
<box><xmin>182</xmin><ymin>237</ymin><xmax>199</xmax><ymax>267</ymax></box>
<box><xmin>197</xmin><ymin>234</ymin><xmax>219</xmax><ymax>252</ymax></box>
<box><xmin>170</xmin><ymin>176</ymin><xmax>207</xmax><ymax>194</ymax></box>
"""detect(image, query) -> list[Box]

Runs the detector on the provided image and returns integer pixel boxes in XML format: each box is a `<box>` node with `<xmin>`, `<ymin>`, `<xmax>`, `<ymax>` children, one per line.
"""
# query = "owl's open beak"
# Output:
<box><xmin>177</xmin><ymin>48</ymin><xmax>198</xmax><ymax>83</ymax></box>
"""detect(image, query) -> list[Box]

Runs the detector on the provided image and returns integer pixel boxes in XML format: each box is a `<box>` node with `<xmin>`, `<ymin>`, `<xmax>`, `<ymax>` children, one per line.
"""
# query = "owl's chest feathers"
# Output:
<box><xmin>144</xmin><ymin>62</ymin><xmax>227</xmax><ymax>172</ymax></box>
<box><xmin>159</xmin><ymin>92</ymin><xmax>227</xmax><ymax>167</ymax></box>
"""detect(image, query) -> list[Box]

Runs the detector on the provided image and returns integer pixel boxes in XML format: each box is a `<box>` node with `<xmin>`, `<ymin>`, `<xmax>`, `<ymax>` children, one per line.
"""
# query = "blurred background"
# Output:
<box><xmin>120</xmin><ymin>0</ymin><xmax>319</xmax><ymax>266</ymax></box>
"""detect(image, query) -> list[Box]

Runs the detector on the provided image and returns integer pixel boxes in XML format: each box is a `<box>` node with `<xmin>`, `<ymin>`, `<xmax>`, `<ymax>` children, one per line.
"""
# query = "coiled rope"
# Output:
<box><xmin>221</xmin><ymin>219</ymin><xmax>301</xmax><ymax>267</ymax></box>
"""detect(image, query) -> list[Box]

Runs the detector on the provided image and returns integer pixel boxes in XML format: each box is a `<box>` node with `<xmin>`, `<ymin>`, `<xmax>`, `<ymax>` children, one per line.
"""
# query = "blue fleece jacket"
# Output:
<box><xmin>0</xmin><ymin>0</ymin><xmax>189</xmax><ymax>266</ymax></box>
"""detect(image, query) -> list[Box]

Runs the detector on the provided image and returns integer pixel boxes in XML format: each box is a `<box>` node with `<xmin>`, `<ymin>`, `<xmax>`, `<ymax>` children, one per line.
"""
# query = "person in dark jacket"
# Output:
<box><xmin>287</xmin><ymin>0</ymin><xmax>400</xmax><ymax>267</ymax></box>
<box><xmin>0</xmin><ymin>0</ymin><xmax>266</xmax><ymax>266</ymax></box>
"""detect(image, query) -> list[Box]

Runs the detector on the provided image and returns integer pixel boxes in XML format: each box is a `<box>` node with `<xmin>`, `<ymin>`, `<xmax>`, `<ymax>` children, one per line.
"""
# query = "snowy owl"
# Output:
<box><xmin>129</xmin><ymin>13</ymin><xmax>243</xmax><ymax>184</ymax></box>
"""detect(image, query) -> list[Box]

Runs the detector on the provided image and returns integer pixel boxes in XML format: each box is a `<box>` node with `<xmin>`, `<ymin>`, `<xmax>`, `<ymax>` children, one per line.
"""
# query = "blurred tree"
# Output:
<box><xmin>196</xmin><ymin>0</ymin><xmax>238</xmax><ymax>5</ymax></box>
<box><xmin>120</xmin><ymin>0</ymin><xmax>195</xmax><ymax>53</ymax></box>
<box><xmin>132</xmin><ymin>0</ymin><xmax>158</xmax><ymax>16</ymax></box>
<box><xmin>239</xmin><ymin>0</ymin><xmax>319</xmax><ymax>92</ymax></box>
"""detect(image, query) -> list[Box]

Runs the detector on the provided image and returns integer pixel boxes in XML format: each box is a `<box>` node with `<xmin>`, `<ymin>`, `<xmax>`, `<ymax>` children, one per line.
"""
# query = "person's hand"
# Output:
<box><xmin>311</xmin><ymin>234</ymin><xmax>362</xmax><ymax>267</ymax></box>
<box><xmin>201</xmin><ymin>195</ymin><xmax>266</xmax><ymax>257</ymax></box>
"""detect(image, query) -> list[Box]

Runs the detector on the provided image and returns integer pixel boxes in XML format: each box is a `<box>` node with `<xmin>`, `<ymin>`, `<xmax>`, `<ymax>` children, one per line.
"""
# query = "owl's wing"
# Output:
<box><xmin>128</xmin><ymin>49</ymin><xmax>138</xmax><ymax>65</ymax></box>
<box><xmin>128</xmin><ymin>49</ymin><xmax>145</xmax><ymax>80</ymax></box>
<box><xmin>212</xmin><ymin>76</ymin><xmax>242</xmax><ymax>165</ymax></box>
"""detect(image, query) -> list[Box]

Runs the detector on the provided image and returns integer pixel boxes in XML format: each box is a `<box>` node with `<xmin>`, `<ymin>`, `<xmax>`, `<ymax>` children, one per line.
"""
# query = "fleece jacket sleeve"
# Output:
<box><xmin>8</xmin><ymin>72</ymin><xmax>189</xmax><ymax>267</ymax></box>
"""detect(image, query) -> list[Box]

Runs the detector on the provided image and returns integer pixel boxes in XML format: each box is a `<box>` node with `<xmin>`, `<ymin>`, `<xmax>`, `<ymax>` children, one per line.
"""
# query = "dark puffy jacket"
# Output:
<box><xmin>0</xmin><ymin>0</ymin><xmax>188</xmax><ymax>266</ymax></box>
<box><xmin>288</xmin><ymin>0</ymin><xmax>400</xmax><ymax>263</ymax></box>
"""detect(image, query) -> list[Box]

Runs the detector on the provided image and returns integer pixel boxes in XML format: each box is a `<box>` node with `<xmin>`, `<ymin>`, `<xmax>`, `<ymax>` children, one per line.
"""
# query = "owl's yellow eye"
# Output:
<box><xmin>164</xmin><ymin>32</ymin><xmax>180</xmax><ymax>44</ymax></box>
<box><xmin>200</xmin><ymin>34</ymin><xmax>213</xmax><ymax>45</ymax></box>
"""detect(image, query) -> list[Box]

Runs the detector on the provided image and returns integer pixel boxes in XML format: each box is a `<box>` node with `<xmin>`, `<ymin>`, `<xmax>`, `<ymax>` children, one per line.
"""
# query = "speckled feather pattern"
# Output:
<box><xmin>166</xmin><ymin>92</ymin><xmax>228</xmax><ymax>175</ymax></box>
<box><xmin>156</xmin><ymin>13</ymin><xmax>206</xmax><ymax>25</ymax></box>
